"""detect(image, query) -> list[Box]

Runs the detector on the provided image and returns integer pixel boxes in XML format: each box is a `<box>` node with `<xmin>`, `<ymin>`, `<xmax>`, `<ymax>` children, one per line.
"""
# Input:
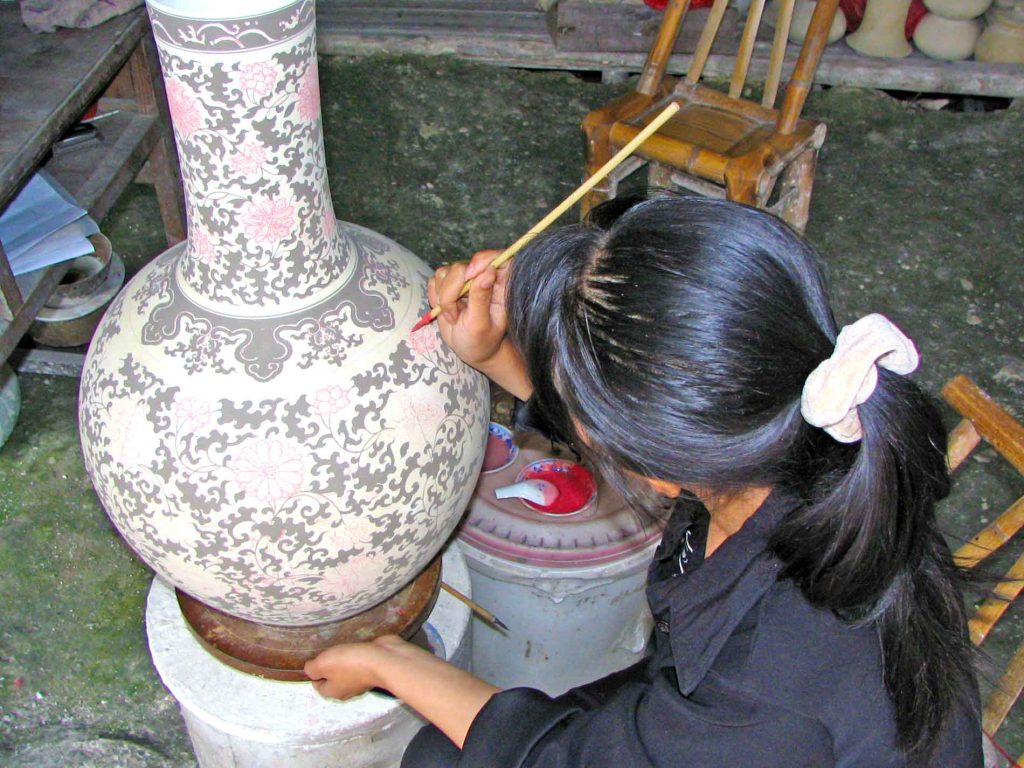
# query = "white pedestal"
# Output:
<box><xmin>146</xmin><ymin>545</ymin><xmax>472</xmax><ymax>768</ymax></box>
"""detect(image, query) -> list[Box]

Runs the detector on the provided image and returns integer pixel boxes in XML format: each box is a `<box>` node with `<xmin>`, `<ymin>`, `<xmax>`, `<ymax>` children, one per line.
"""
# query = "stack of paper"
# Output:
<box><xmin>0</xmin><ymin>171</ymin><xmax>99</xmax><ymax>277</ymax></box>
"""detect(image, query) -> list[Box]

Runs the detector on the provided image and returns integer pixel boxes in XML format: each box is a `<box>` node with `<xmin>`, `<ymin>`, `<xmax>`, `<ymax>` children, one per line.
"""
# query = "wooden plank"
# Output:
<box><xmin>316</xmin><ymin>16</ymin><xmax>1024</xmax><ymax>98</ymax></box>
<box><xmin>550</xmin><ymin>2</ymin><xmax>746</xmax><ymax>55</ymax></box>
<box><xmin>317</xmin><ymin>2</ymin><xmax>549</xmax><ymax>39</ymax></box>
<box><xmin>0</xmin><ymin>5</ymin><xmax>146</xmax><ymax>211</ymax></box>
<box><xmin>46</xmin><ymin>112</ymin><xmax>159</xmax><ymax>223</ymax></box>
<box><xmin>8</xmin><ymin>347</ymin><xmax>85</xmax><ymax>378</ymax></box>
<box><xmin>0</xmin><ymin>263</ymin><xmax>69</xmax><ymax>362</ymax></box>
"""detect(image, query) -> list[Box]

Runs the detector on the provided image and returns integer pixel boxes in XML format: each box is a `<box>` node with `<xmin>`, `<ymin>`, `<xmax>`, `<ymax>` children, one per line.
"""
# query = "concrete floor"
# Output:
<box><xmin>1</xmin><ymin>54</ymin><xmax>1022</xmax><ymax>766</ymax></box>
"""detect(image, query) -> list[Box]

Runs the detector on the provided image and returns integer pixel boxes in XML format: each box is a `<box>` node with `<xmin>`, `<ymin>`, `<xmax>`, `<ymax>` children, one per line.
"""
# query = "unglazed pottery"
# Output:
<box><xmin>847</xmin><ymin>0</ymin><xmax>915</xmax><ymax>56</ymax></box>
<box><xmin>923</xmin><ymin>0</ymin><xmax>992</xmax><ymax>19</ymax></box>
<box><xmin>913</xmin><ymin>13</ymin><xmax>982</xmax><ymax>59</ymax></box>
<box><xmin>975</xmin><ymin>6</ymin><xmax>1024</xmax><ymax>62</ymax></box>
<box><xmin>79</xmin><ymin>0</ymin><xmax>488</xmax><ymax>626</ymax></box>
<box><xmin>789</xmin><ymin>0</ymin><xmax>848</xmax><ymax>43</ymax></box>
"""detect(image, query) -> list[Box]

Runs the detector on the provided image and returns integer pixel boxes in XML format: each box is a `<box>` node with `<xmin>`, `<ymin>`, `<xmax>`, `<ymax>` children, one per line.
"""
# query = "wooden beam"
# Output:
<box><xmin>316</xmin><ymin>13</ymin><xmax>1024</xmax><ymax>98</ymax></box>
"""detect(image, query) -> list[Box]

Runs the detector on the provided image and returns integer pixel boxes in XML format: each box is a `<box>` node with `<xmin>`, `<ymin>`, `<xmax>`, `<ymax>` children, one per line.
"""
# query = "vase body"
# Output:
<box><xmin>787</xmin><ymin>0</ymin><xmax>848</xmax><ymax>43</ymax></box>
<box><xmin>913</xmin><ymin>13</ymin><xmax>981</xmax><ymax>59</ymax></box>
<box><xmin>975</xmin><ymin>6</ymin><xmax>1024</xmax><ymax>62</ymax></box>
<box><xmin>847</xmin><ymin>0</ymin><xmax>915</xmax><ymax>55</ymax></box>
<box><xmin>923</xmin><ymin>0</ymin><xmax>992</xmax><ymax>19</ymax></box>
<box><xmin>79</xmin><ymin>0</ymin><xmax>488</xmax><ymax>626</ymax></box>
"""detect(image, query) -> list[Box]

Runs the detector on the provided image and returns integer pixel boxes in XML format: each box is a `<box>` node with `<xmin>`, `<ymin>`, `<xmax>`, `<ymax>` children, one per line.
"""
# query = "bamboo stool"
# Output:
<box><xmin>944</xmin><ymin>374</ymin><xmax>1024</xmax><ymax>761</ymax></box>
<box><xmin>581</xmin><ymin>0</ymin><xmax>840</xmax><ymax>233</ymax></box>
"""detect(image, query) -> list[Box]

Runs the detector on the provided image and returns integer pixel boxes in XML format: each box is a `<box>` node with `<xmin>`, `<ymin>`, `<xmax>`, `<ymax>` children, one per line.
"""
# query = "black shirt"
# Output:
<box><xmin>416</xmin><ymin>490</ymin><xmax>984</xmax><ymax>767</ymax></box>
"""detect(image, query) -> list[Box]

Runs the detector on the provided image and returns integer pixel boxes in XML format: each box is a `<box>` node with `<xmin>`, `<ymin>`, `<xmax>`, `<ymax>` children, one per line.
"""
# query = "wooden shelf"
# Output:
<box><xmin>0</xmin><ymin>5</ymin><xmax>184</xmax><ymax>378</ymax></box>
<box><xmin>315</xmin><ymin>0</ymin><xmax>1024</xmax><ymax>98</ymax></box>
<box><xmin>48</xmin><ymin>111</ymin><xmax>160</xmax><ymax>222</ymax></box>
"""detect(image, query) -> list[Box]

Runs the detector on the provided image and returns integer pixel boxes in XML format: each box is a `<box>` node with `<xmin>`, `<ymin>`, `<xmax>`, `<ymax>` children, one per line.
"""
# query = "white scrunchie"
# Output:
<box><xmin>800</xmin><ymin>314</ymin><xmax>919</xmax><ymax>443</ymax></box>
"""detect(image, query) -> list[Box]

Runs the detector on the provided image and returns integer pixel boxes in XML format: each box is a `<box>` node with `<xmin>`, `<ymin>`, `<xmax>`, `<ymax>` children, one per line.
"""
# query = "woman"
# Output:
<box><xmin>305</xmin><ymin>195</ymin><xmax>982</xmax><ymax>766</ymax></box>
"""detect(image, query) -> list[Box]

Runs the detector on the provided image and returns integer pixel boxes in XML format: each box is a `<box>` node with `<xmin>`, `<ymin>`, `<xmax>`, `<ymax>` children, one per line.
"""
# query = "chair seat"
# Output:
<box><xmin>602</xmin><ymin>84</ymin><xmax>824</xmax><ymax>188</ymax></box>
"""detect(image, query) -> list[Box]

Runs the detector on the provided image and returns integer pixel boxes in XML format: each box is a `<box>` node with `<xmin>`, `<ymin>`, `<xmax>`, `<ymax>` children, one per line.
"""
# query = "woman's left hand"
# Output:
<box><xmin>306</xmin><ymin>634</ymin><xmax>500</xmax><ymax>748</ymax></box>
<box><xmin>305</xmin><ymin>641</ymin><xmax>382</xmax><ymax>701</ymax></box>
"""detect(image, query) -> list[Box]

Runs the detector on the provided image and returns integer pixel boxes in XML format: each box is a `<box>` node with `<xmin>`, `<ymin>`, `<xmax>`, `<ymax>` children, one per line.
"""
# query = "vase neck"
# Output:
<box><xmin>148</xmin><ymin>0</ymin><xmax>345</xmax><ymax>310</ymax></box>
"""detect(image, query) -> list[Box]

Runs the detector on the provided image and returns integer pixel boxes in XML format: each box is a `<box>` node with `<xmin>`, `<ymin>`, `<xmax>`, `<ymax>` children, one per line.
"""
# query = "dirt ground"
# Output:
<box><xmin>1</xmin><ymin>54</ymin><xmax>1021</xmax><ymax>765</ymax></box>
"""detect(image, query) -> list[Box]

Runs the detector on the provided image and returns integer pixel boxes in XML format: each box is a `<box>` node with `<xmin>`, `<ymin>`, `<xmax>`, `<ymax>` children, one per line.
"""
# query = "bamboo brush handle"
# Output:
<box><xmin>426</xmin><ymin>101</ymin><xmax>681</xmax><ymax>321</ymax></box>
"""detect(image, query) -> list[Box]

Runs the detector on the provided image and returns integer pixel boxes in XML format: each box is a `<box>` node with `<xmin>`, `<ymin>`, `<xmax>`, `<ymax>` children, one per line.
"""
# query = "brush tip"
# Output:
<box><xmin>411</xmin><ymin>311</ymin><xmax>432</xmax><ymax>333</ymax></box>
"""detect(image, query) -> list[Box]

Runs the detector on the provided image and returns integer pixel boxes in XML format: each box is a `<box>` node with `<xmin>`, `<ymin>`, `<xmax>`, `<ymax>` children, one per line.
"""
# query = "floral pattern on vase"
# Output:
<box><xmin>78</xmin><ymin>0</ymin><xmax>489</xmax><ymax>626</ymax></box>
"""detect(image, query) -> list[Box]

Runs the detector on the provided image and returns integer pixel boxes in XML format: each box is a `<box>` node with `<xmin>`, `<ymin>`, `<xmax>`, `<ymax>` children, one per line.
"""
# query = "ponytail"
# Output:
<box><xmin>772</xmin><ymin>372</ymin><xmax>975</xmax><ymax>757</ymax></box>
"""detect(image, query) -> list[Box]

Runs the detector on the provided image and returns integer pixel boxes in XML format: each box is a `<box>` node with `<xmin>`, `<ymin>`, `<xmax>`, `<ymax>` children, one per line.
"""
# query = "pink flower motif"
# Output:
<box><xmin>240</xmin><ymin>195</ymin><xmax>295</xmax><ymax>243</ymax></box>
<box><xmin>228</xmin><ymin>140</ymin><xmax>268</xmax><ymax>176</ymax></box>
<box><xmin>189</xmin><ymin>225</ymin><xmax>216</xmax><ymax>264</ymax></box>
<box><xmin>171</xmin><ymin>395</ymin><xmax>216</xmax><ymax>433</ymax></box>
<box><xmin>230</xmin><ymin>438</ymin><xmax>305</xmax><ymax>503</ymax></box>
<box><xmin>296</xmin><ymin>62</ymin><xmax>321</xmax><ymax>122</ymax></box>
<box><xmin>407</xmin><ymin>327</ymin><xmax>439</xmax><ymax>356</ymax></box>
<box><xmin>397</xmin><ymin>400</ymin><xmax>444</xmax><ymax>440</ymax></box>
<box><xmin>239</xmin><ymin>61</ymin><xmax>278</xmax><ymax>97</ymax></box>
<box><xmin>323</xmin><ymin>204</ymin><xmax>337</xmax><ymax>239</ymax></box>
<box><xmin>166</xmin><ymin>78</ymin><xmax>202</xmax><ymax>137</ymax></box>
<box><xmin>312</xmin><ymin>385</ymin><xmax>352</xmax><ymax>418</ymax></box>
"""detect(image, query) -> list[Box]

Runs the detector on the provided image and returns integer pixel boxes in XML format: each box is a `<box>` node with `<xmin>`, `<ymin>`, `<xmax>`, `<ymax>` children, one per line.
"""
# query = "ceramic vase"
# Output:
<box><xmin>846</xmin><ymin>0</ymin><xmax>915</xmax><ymax>56</ymax></box>
<box><xmin>78</xmin><ymin>0</ymin><xmax>489</xmax><ymax>626</ymax></box>
<box><xmin>975</xmin><ymin>4</ymin><xmax>1024</xmax><ymax>62</ymax></box>
<box><xmin>923</xmin><ymin>0</ymin><xmax>992</xmax><ymax>20</ymax></box>
<box><xmin>913</xmin><ymin>13</ymin><xmax>982</xmax><ymax>59</ymax></box>
<box><xmin>790</xmin><ymin>0</ymin><xmax>848</xmax><ymax>43</ymax></box>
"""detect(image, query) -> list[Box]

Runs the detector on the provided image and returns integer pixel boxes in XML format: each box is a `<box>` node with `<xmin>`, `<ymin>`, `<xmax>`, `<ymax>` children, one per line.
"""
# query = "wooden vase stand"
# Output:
<box><xmin>176</xmin><ymin>554</ymin><xmax>442</xmax><ymax>681</ymax></box>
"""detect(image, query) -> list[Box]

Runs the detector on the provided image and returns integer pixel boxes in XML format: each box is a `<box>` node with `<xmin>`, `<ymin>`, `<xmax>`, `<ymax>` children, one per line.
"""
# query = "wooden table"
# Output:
<box><xmin>0</xmin><ymin>5</ymin><xmax>185</xmax><ymax>369</ymax></box>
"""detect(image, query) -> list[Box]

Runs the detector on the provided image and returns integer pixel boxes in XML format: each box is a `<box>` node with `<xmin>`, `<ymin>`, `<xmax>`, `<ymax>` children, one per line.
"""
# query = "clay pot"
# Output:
<box><xmin>847</xmin><ymin>0</ymin><xmax>915</xmax><ymax>56</ymax></box>
<box><xmin>29</xmin><ymin>234</ymin><xmax>125</xmax><ymax>348</ymax></box>
<box><xmin>913</xmin><ymin>13</ymin><xmax>982</xmax><ymax>59</ymax></box>
<box><xmin>975</xmin><ymin>7</ymin><xmax>1024</xmax><ymax>62</ymax></box>
<box><xmin>789</xmin><ymin>0</ymin><xmax>849</xmax><ymax>42</ymax></box>
<box><xmin>923</xmin><ymin>0</ymin><xmax>992</xmax><ymax>19</ymax></box>
<box><xmin>78</xmin><ymin>0</ymin><xmax>489</xmax><ymax>626</ymax></box>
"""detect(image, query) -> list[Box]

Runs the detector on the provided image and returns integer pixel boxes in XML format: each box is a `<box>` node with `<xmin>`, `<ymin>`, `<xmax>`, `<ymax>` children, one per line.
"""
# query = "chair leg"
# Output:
<box><xmin>724</xmin><ymin>172</ymin><xmax>761</xmax><ymax>208</ymax></box>
<box><xmin>647</xmin><ymin>162</ymin><xmax>674</xmax><ymax>194</ymax></box>
<box><xmin>772</xmin><ymin>148</ymin><xmax>817</xmax><ymax>234</ymax></box>
<box><xmin>581</xmin><ymin>121</ymin><xmax>616</xmax><ymax>220</ymax></box>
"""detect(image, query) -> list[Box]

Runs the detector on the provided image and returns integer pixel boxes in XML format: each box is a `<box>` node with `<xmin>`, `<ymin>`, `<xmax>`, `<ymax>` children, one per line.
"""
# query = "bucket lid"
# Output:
<box><xmin>457</xmin><ymin>431</ymin><xmax>664</xmax><ymax>567</ymax></box>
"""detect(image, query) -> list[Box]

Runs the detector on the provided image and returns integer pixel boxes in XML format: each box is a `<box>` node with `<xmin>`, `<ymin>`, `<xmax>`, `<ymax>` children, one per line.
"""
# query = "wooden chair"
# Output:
<box><xmin>943</xmin><ymin>374</ymin><xmax>1024</xmax><ymax>763</ymax></box>
<box><xmin>581</xmin><ymin>0</ymin><xmax>840</xmax><ymax>233</ymax></box>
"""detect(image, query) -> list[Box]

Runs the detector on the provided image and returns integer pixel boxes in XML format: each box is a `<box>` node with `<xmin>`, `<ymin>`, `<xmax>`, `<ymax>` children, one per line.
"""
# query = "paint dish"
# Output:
<box><xmin>515</xmin><ymin>459</ymin><xmax>598</xmax><ymax>516</ymax></box>
<box><xmin>482</xmin><ymin>422</ymin><xmax>518</xmax><ymax>473</ymax></box>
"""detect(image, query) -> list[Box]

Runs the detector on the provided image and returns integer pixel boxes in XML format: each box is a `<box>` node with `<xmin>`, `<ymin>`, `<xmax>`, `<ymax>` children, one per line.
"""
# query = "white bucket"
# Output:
<box><xmin>146</xmin><ymin>544</ymin><xmax>472</xmax><ymax>768</ymax></box>
<box><xmin>458</xmin><ymin>431</ymin><xmax>663</xmax><ymax>696</ymax></box>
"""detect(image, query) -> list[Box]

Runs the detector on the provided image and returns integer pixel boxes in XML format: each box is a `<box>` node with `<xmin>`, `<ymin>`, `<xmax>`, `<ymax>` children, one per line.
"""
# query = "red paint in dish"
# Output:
<box><xmin>483</xmin><ymin>433</ymin><xmax>512</xmax><ymax>472</ymax></box>
<box><xmin>521</xmin><ymin>463</ymin><xmax>597</xmax><ymax>515</ymax></box>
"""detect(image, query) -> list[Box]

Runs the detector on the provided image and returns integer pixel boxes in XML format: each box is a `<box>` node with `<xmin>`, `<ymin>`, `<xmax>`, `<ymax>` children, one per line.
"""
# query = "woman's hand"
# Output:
<box><xmin>305</xmin><ymin>634</ymin><xmax>500</xmax><ymax>749</ymax></box>
<box><xmin>427</xmin><ymin>249</ymin><xmax>509</xmax><ymax>369</ymax></box>
<box><xmin>304</xmin><ymin>640</ymin><xmax>384</xmax><ymax>701</ymax></box>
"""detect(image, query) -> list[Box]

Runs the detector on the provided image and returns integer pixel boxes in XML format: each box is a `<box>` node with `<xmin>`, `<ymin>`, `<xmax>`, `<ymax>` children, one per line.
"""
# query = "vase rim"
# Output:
<box><xmin>147</xmin><ymin>0</ymin><xmax>300</xmax><ymax>20</ymax></box>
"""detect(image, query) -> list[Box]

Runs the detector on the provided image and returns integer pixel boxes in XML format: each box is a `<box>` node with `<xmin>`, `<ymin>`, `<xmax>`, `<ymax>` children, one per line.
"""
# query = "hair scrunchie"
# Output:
<box><xmin>800</xmin><ymin>314</ymin><xmax>920</xmax><ymax>443</ymax></box>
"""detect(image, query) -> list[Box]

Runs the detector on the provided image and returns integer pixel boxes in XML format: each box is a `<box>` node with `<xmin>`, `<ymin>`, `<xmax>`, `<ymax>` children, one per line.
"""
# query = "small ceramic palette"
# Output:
<box><xmin>482</xmin><ymin>422</ymin><xmax>518</xmax><ymax>473</ymax></box>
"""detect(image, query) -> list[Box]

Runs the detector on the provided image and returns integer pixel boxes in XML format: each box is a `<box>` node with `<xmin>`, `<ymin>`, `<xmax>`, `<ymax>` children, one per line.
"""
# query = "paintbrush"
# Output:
<box><xmin>411</xmin><ymin>101</ymin><xmax>681</xmax><ymax>332</ymax></box>
<box><xmin>441</xmin><ymin>581</ymin><xmax>509</xmax><ymax>632</ymax></box>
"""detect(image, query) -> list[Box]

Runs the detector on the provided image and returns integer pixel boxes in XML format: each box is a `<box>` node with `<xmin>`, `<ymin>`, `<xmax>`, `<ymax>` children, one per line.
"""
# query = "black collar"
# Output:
<box><xmin>646</xmin><ymin>490</ymin><xmax>798</xmax><ymax>695</ymax></box>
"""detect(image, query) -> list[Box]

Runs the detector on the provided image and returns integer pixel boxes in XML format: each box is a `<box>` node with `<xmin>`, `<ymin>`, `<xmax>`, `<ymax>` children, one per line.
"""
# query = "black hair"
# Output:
<box><xmin>505</xmin><ymin>193</ymin><xmax>975</xmax><ymax>758</ymax></box>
